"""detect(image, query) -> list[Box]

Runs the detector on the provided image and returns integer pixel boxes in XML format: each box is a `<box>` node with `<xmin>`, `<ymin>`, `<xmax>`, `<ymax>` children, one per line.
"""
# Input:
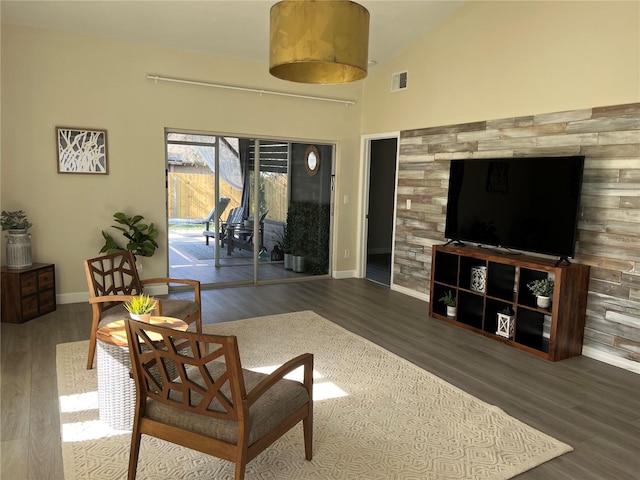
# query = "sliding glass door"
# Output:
<box><xmin>166</xmin><ymin>131</ymin><xmax>332</xmax><ymax>287</ymax></box>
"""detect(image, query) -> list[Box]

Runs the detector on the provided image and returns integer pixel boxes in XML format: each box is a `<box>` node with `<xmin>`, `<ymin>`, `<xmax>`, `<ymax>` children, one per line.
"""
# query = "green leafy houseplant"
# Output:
<box><xmin>439</xmin><ymin>290</ymin><xmax>456</xmax><ymax>307</ymax></box>
<box><xmin>124</xmin><ymin>294</ymin><xmax>157</xmax><ymax>315</ymax></box>
<box><xmin>100</xmin><ymin>212</ymin><xmax>159</xmax><ymax>257</ymax></box>
<box><xmin>285</xmin><ymin>201</ymin><xmax>330</xmax><ymax>275</ymax></box>
<box><xmin>279</xmin><ymin>224</ymin><xmax>292</xmax><ymax>254</ymax></box>
<box><xmin>526</xmin><ymin>278</ymin><xmax>554</xmax><ymax>297</ymax></box>
<box><xmin>1</xmin><ymin>210</ymin><xmax>32</xmax><ymax>231</ymax></box>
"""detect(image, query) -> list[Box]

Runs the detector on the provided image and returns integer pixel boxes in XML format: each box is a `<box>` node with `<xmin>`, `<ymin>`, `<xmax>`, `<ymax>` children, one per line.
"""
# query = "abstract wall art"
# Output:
<box><xmin>56</xmin><ymin>127</ymin><xmax>108</xmax><ymax>174</ymax></box>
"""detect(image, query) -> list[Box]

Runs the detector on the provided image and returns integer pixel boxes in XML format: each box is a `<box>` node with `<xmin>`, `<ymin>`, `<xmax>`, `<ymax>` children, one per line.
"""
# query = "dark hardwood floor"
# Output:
<box><xmin>1</xmin><ymin>278</ymin><xmax>639</xmax><ymax>479</ymax></box>
<box><xmin>366</xmin><ymin>253</ymin><xmax>391</xmax><ymax>286</ymax></box>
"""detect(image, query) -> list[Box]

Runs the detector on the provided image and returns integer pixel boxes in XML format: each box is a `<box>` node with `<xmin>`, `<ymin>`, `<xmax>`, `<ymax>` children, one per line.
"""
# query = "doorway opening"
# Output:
<box><xmin>364</xmin><ymin>137</ymin><xmax>398</xmax><ymax>286</ymax></box>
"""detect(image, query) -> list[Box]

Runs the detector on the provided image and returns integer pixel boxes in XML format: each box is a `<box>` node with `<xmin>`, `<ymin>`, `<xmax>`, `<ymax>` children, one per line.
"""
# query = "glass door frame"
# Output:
<box><xmin>166</xmin><ymin>129</ymin><xmax>334</xmax><ymax>288</ymax></box>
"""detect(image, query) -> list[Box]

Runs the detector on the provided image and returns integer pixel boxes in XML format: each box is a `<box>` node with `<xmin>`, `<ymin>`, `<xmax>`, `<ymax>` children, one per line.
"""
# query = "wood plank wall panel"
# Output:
<box><xmin>396</xmin><ymin>103</ymin><xmax>640</xmax><ymax>366</ymax></box>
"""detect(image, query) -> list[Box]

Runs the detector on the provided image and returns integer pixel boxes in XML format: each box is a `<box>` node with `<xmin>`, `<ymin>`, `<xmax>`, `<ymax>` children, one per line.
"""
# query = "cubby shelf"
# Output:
<box><xmin>429</xmin><ymin>244</ymin><xmax>590</xmax><ymax>361</ymax></box>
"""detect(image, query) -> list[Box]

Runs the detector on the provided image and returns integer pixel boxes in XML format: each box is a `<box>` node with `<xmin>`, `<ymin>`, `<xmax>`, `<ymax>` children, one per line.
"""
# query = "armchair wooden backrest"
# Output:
<box><xmin>85</xmin><ymin>250</ymin><xmax>143</xmax><ymax>312</ymax></box>
<box><xmin>125</xmin><ymin>319</ymin><xmax>313</xmax><ymax>480</ymax></box>
<box><xmin>84</xmin><ymin>250</ymin><xmax>202</xmax><ymax>370</ymax></box>
<box><xmin>84</xmin><ymin>250</ymin><xmax>143</xmax><ymax>369</ymax></box>
<box><xmin>127</xmin><ymin>318</ymin><xmax>247</xmax><ymax>421</ymax></box>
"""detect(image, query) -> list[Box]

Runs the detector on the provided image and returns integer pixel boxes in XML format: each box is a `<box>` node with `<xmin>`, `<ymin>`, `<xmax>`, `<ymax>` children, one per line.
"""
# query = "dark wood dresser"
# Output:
<box><xmin>1</xmin><ymin>263</ymin><xmax>56</xmax><ymax>323</ymax></box>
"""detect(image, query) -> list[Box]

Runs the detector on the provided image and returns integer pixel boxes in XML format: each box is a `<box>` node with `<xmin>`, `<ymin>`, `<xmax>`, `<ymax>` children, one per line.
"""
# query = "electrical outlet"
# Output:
<box><xmin>344</xmin><ymin>249</ymin><xmax>350</xmax><ymax>259</ymax></box>
<box><xmin>344</xmin><ymin>194</ymin><xmax>350</xmax><ymax>204</ymax></box>
<box><xmin>406</xmin><ymin>199</ymin><xmax>411</xmax><ymax>209</ymax></box>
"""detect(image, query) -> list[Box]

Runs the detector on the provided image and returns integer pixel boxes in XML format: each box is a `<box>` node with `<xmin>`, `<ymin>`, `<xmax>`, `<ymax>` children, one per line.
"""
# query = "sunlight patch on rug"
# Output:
<box><xmin>56</xmin><ymin>311</ymin><xmax>572</xmax><ymax>479</ymax></box>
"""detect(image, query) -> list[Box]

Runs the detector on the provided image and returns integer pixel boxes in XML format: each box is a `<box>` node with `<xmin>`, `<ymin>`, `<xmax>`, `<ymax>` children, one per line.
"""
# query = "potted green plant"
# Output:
<box><xmin>124</xmin><ymin>294</ymin><xmax>157</xmax><ymax>321</ymax></box>
<box><xmin>279</xmin><ymin>224</ymin><xmax>293</xmax><ymax>269</ymax></box>
<box><xmin>286</xmin><ymin>203</ymin><xmax>307</xmax><ymax>273</ymax></box>
<box><xmin>100</xmin><ymin>212</ymin><xmax>159</xmax><ymax>259</ymax></box>
<box><xmin>1</xmin><ymin>210</ymin><xmax>32</xmax><ymax>232</ymax></box>
<box><xmin>439</xmin><ymin>290</ymin><xmax>457</xmax><ymax>317</ymax></box>
<box><xmin>1</xmin><ymin>210</ymin><xmax>33</xmax><ymax>269</ymax></box>
<box><xmin>526</xmin><ymin>278</ymin><xmax>554</xmax><ymax>308</ymax></box>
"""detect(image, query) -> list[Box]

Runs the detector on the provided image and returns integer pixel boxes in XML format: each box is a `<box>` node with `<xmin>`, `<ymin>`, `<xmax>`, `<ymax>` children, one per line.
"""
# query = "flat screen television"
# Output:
<box><xmin>444</xmin><ymin>156</ymin><xmax>585</xmax><ymax>260</ymax></box>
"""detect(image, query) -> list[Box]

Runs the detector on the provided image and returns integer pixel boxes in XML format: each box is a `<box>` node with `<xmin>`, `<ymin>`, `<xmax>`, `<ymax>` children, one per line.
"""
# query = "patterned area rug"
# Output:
<box><xmin>56</xmin><ymin>311</ymin><xmax>572</xmax><ymax>479</ymax></box>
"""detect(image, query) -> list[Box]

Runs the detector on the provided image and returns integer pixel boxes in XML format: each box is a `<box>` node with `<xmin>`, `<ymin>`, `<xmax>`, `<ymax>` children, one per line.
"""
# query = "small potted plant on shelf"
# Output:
<box><xmin>124</xmin><ymin>294</ymin><xmax>157</xmax><ymax>321</ymax></box>
<box><xmin>526</xmin><ymin>278</ymin><xmax>554</xmax><ymax>309</ymax></box>
<box><xmin>439</xmin><ymin>290</ymin><xmax>457</xmax><ymax>317</ymax></box>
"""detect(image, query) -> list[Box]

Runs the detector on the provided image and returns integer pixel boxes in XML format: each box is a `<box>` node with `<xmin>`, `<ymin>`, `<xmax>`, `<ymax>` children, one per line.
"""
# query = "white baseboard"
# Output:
<box><xmin>58</xmin><ymin>292</ymin><xmax>88</xmax><ymax>305</ymax></box>
<box><xmin>581</xmin><ymin>346</ymin><xmax>640</xmax><ymax>374</ymax></box>
<box><xmin>391</xmin><ymin>284</ymin><xmax>429</xmax><ymax>303</ymax></box>
<box><xmin>58</xmin><ymin>284</ymin><xmax>169</xmax><ymax>306</ymax></box>
<box><xmin>333</xmin><ymin>270</ymin><xmax>358</xmax><ymax>279</ymax></box>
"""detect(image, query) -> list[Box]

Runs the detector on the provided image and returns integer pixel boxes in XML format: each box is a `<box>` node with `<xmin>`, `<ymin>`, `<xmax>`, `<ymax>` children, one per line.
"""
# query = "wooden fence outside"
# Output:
<box><xmin>168</xmin><ymin>172</ymin><xmax>288</xmax><ymax>223</ymax></box>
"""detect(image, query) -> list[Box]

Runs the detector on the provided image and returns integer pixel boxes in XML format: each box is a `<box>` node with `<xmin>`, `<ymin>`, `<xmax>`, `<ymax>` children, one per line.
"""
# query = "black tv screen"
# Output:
<box><xmin>444</xmin><ymin>156</ymin><xmax>585</xmax><ymax>258</ymax></box>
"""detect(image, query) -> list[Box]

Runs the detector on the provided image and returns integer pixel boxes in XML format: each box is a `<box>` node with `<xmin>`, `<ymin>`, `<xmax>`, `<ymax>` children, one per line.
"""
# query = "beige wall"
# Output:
<box><xmin>362</xmin><ymin>1</ymin><xmax>639</xmax><ymax>133</ymax></box>
<box><xmin>1</xmin><ymin>25</ymin><xmax>363</xmax><ymax>297</ymax></box>
<box><xmin>358</xmin><ymin>1</ymin><xmax>640</xmax><ymax>370</ymax></box>
<box><xmin>2</xmin><ymin>1</ymin><xmax>639</xmax><ymax>300</ymax></box>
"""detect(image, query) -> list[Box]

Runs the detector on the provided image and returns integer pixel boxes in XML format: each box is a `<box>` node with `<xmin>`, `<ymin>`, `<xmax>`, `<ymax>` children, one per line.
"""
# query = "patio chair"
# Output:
<box><xmin>83</xmin><ymin>250</ymin><xmax>202</xmax><ymax>369</ymax></box>
<box><xmin>226</xmin><ymin>210</ymin><xmax>268</xmax><ymax>254</ymax></box>
<box><xmin>125</xmin><ymin>318</ymin><xmax>313</xmax><ymax>480</ymax></box>
<box><xmin>218</xmin><ymin>206</ymin><xmax>245</xmax><ymax>248</ymax></box>
<box><xmin>169</xmin><ymin>198</ymin><xmax>231</xmax><ymax>241</ymax></box>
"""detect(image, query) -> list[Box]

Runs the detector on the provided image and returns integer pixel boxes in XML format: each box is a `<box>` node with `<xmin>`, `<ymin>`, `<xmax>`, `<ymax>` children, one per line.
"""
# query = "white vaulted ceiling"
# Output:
<box><xmin>1</xmin><ymin>1</ymin><xmax>464</xmax><ymax>69</ymax></box>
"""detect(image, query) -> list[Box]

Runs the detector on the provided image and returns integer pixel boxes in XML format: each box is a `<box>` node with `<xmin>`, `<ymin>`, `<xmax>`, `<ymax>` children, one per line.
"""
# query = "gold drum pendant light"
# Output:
<box><xmin>269</xmin><ymin>0</ymin><xmax>370</xmax><ymax>84</ymax></box>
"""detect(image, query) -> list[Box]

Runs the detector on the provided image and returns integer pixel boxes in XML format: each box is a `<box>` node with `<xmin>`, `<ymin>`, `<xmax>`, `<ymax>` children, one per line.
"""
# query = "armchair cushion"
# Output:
<box><xmin>146</xmin><ymin>362</ymin><xmax>310</xmax><ymax>445</ymax></box>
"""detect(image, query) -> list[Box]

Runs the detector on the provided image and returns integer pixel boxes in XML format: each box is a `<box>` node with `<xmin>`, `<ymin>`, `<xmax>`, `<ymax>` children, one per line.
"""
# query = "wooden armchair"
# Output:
<box><xmin>124</xmin><ymin>319</ymin><xmax>313</xmax><ymax>480</ymax></box>
<box><xmin>83</xmin><ymin>250</ymin><xmax>201</xmax><ymax>369</ymax></box>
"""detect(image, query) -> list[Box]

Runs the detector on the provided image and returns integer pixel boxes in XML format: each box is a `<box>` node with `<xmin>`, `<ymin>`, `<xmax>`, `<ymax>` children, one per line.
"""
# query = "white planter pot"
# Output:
<box><xmin>129</xmin><ymin>313</ymin><xmax>152</xmax><ymax>322</ymax></box>
<box><xmin>446</xmin><ymin>305</ymin><xmax>456</xmax><ymax>317</ymax></box>
<box><xmin>536</xmin><ymin>296</ymin><xmax>551</xmax><ymax>309</ymax></box>
<box><xmin>5</xmin><ymin>229</ymin><xmax>32</xmax><ymax>269</ymax></box>
<box><xmin>283</xmin><ymin>253</ymin><xmax>293</xmax><ymax>270</ymax></box>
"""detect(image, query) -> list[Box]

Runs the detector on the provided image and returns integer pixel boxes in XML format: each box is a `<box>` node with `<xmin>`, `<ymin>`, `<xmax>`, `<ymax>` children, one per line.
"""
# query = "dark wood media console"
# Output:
<box><xmin>429</xmin><ymin>244</ymin><xmax>590</xmax><ymax>361</ymax></box>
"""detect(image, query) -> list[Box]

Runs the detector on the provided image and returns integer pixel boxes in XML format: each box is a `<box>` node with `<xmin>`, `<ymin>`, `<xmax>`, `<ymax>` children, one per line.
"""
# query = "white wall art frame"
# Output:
<box><xmin>56</xmin><ymin>127</ymin><xmax>108</xmax><ymax>174</ymax></box>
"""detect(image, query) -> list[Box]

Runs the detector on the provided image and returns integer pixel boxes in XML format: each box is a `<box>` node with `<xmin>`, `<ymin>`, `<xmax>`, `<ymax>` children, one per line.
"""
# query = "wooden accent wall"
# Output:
<box><xmin>396</xmin><ymin>103</ymin><xmax>640</xmax><ymax>366</ymax></box>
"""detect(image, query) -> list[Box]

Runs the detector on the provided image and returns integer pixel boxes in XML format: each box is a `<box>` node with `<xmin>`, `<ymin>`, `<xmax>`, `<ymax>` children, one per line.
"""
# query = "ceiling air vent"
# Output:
<box><xmin>391</xmin><ymin>71</ymin><xmax>408</xmax><ymax>92</ymax></box>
